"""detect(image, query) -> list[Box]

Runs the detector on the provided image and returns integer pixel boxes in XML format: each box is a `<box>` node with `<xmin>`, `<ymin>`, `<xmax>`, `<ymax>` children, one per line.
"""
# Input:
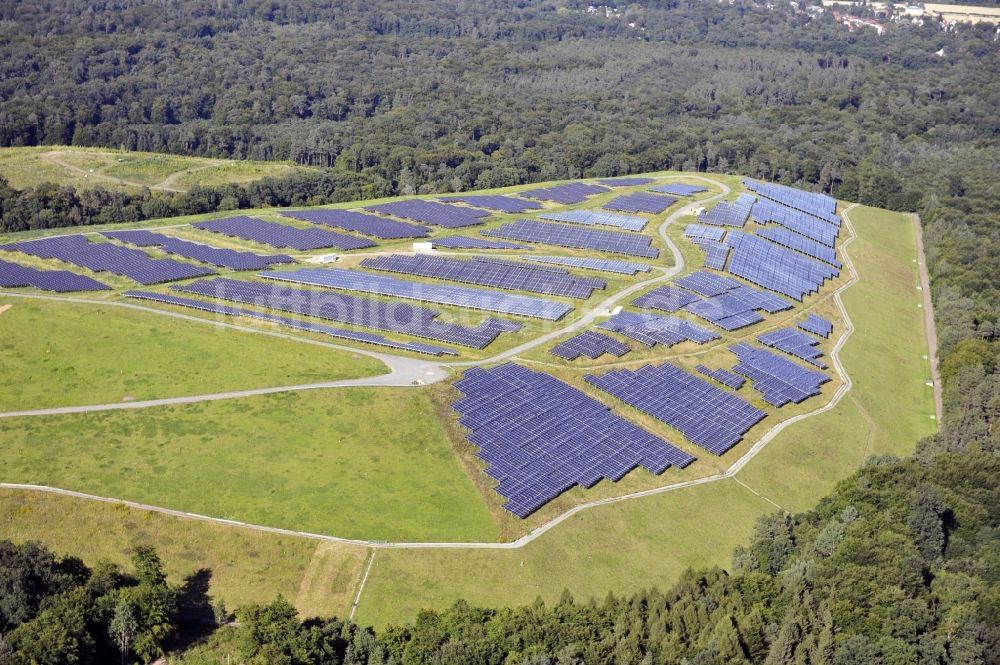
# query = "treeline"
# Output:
<box><xmin>0</xmin><ymin>544</ymin><xmax>204</xmax><ymax>665</ymax></box>
<box><xmin>5</xmin><ymin>437</ymin><xmax>997</xmax><ymax>664</ymax></box>
<box><xmin>0</xmin><ymin>171</ymin><xmax>393</xmax><ymax>233</ymax></box>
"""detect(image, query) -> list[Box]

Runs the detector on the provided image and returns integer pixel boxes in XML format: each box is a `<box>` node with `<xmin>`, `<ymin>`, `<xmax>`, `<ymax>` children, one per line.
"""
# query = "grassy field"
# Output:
<box><xmin>0</xmin><ymin>489</ymin><xmax>325</xmax><ymax>612</ymax></box>
<box><xmin>0</xmin><ymin>387</ymin><xmax>498</xmax><ymax>542</ymax></box>
<box><xmin>0</xmin><ymin>146</ymin><xmax>303</xmax><ymax>192</ymax></box>
<box><xmin>348</xmin><ymin>203</ymin><xmax>937</xmax><ymax>627</ymax></box>
<box><xmin>0</xmin><ymin>297</ymin><xmax>385</xmax><ymax>410</ymax></box>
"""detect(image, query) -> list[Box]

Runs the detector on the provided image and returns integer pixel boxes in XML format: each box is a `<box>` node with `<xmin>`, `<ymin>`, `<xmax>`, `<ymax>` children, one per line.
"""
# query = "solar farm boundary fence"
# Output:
<box><xmin>0</xmin><ymin>198</ymin><xmax>865</xmax><ymax>551</ymax></box>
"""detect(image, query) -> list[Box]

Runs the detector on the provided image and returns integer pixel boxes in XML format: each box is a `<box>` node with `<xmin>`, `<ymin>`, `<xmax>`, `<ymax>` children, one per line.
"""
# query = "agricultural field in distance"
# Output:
<box><xmin>0</xmin><ymin>145</ymin><xmax>307</xmax><ymax>193</ymax></box>
<box><xmin>0</xmin><ymin>172</ymin><xmax>936</xmax><ymax>629</ymax></box>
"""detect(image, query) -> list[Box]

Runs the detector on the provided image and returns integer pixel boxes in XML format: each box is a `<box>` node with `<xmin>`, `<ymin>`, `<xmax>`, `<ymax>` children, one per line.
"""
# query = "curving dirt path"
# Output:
<box><xmin>0</xmin><ymin>197</ymin><xmax>871</xmax><ymax>551</ymax></box>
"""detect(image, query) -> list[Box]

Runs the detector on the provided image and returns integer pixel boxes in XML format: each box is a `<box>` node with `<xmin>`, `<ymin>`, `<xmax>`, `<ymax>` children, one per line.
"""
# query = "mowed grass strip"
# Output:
<box><xmin>0</xmin><ymin>298</ymin><xmax>386</xmax><ymax>410</ymax></box>
<box><xmin>349</xmin><ymin>203</ymin><xmax>938</xmax><ymax>627</ymax></box>
<box><xmin>356</xmin><ymin>479</ymin><xmax>774</xmax><ymax>628</ymax></box>
<box><xmin>0</xmin><ymin>388</ymin><xmax>498</xmax><ymax>542</ymax></box>
<box><xmin>0</xmin><ymin>488</ymin><xmax>335</xmax><ymax>612</ymax></box>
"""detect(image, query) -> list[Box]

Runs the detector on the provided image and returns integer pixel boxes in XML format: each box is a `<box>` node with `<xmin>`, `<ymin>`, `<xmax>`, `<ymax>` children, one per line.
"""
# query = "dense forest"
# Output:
<box><xmin>1</xmin><ymin>1</ymin><xmax>998</xmax><ymax>662</ymax></box>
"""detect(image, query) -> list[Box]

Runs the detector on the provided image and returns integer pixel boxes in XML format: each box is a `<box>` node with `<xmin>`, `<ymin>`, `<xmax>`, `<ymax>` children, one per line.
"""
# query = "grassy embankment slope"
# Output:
<box><xmin>0</xmin><ymin>146</ymin><xmax>305</xmax><ymax>193</ymax></box>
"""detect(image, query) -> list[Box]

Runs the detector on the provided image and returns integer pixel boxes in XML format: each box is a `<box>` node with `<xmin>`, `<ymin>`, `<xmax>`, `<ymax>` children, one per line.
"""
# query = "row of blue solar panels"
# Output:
<box><xmin>102</xmin><ymin>230</ymin><xmax>293</xmax><ymax>271</ymax></box>
<box><xmin>758</xmin><ymin>327</ymin><xmax>826</xmax><ymax>368</ymax></box>
<box><xmin>174</xmin><ymin>278</ymin><xmax>520</xmax><ymax>349</ymax></box>
<box><xmin>360</xmin><ymin>254</ymin><xmax>604</xmax><ymax>299</ymax></box>
<box><xmin>280</xmin><ymin>209</ymin><xmax>430</xmax><ymax>239</ymax></box>
<box><xmin>518</xmin><ymin>182</ymin><xmax>609</xmax><ymax>204</ymax></box>
<box><xmin>519</xmin><ymin>255</ymin><xmax>651</xmax><ymax>275</ymax></box>
<box><xmin>632</xmin><ymin>285</ymin><xmax>701</xmax><ymax>313</ymax></box>
<box><xmin>603</xmin><ymin>192</ymin><xmax>676</xmax><ymax>214</ymax></box>
<box><xmin>743</xmin><ymin>179</ymin><xmax>839</xmax><ymax>225</ymax></box>
<box><xmin>799</xmin><ymin>313</ymin><xmax>833</xmax><ymax>338</ymax></box>
<box><xmin>598</xmin><ymin>177</ymin><xmax>656</xmax><ymax>187</ymax></box>
<box><xmin>483</xmin><ymin>220</ymin><xmax>659</xmax><ymax>258</ymax></box>
<box><xmin>123</xmin><ymin>290</ymin><xmax>455</xmax><ymax>356</ymax></box>
<box><xmin>261</xmin><ymin>267</ymin><xmax>572</xmax><ymax>320</ymax></box>
<box><xmin>0</xmin><ymin>258</ymin><xmax>110</xmax><ymax>292</ymax></box>
<box><xmin>598</xmin><ymin>311</ymin><xmax>719</xmax><ymax>347</ymax></box>
<box><xmin>549</xmin><ymin>331</ymin><xmax>631</xmax><ymax>360</ymax></box>
<box><xmin>585</xmin><ymin>363</ymin><xmax>766</xmax><ymax>455</ymax></box>
<box><xmin>438</xmin><ymin>195</ymin><xmax>541</xmax><ymax>213</ymax></box>
<box><xmin>684</xmin><ymin>224</ymin><xmax>726</xmax><ymax>242</ymax></box>
<box><xmin>695</xmin><ymin>364</ymin><xmax>746</xmax><ymax>390</ymax></box>
<box><xmin>698</xmin><ymin>193</ymin><xmax>756</xmax><ymax>227</ymax></box>
<box><xmin>698</xmin><ymin>241</ymin><xmax>731</xmax><ymax>271</ymax></box>
<box><xmin>365</xmin><ymin>199</ymin><xmax>489</xmax><ymax>228</ymax></box>
<box><xmin>725</xmin><ymin>231</ymin><xmax>839</xmax><ymax>301</ymax></box>
<box><xmin>755</xmin><ymin>227</ymin><xmax>841</xmax><ymax>267</ymax></box>
<box><xmin>453</xmin><ymin>363</ymin><xmax>695</xmax><ymax>517</ymax></box>
<box><xmin>431</xmin><ymin>235</ymin><xmax>527</xmax><ymax>250</ymax></box>
<box><xmin>192</xmin><ymin>216</ymin><xmax>374</xmax><ymax>251</ymax></box>
<box><xmin>650</xmin><ymin>183</ymin><xmax>708</xmax><ymax>196</ymax></box>
<box><xmin>751</xmin><ymin>199</ymin><xmax>839</xmax><ymax>247</ymax></box>
<box><xmin>730</xmin><ymin>343</ymin><xmax>830</xmax><ymax>407</ymax></box>
<box><xmin>539</xmin><ymin>209</ymin><xmax>648</xmax><ymax>232</ymax></box>
<box><xmin>1</xmin><ymin>234</ymin><xmax>214</xmax><ymax>285</ymax></box>
<box><xmin>684</xmin><ymin>283</ymin><xmax>793</xmax><ymax>331</ymax></box>
<box><xmin>675</xmin><ymin>270</ymin><xmax>743</xmax><ymax>297</ymax></box>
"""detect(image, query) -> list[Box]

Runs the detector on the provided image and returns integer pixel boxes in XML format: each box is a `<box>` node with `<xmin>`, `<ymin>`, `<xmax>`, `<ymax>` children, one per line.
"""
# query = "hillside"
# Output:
<box><xmin>0</xmin><ymin>147</ymin><xmax>306</xmax><ymax>194</ymax></box>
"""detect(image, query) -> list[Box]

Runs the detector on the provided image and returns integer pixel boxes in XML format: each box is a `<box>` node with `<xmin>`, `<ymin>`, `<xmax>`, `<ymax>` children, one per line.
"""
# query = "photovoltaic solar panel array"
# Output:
<box><xmin>684</xmin><ymin>224</ymin><xmax>726</xmax><ymax>242</ymax></box>
<box><xmin>743</xmin><ymin>179</ymin><xmax>839</xmax><ymax>225</ymax></box>
<box><xmin>758</xmin><ymin>327</ymin><xmax>827</xmax><ymax>368</ymax></box>
<box><xmin>549</xmin><ymin>331</ymin><xmax>630</xmax><ymax>360</ymax></box>
<box><xmin>725</xmin><ymin>231</ymin><xmax>838</xmax><ymax>301</ymax></box>
<box><xmin>359</xmin><ymin>254</ymin><xmax>604</xmax><ymax>299</ymax></box>
<box><xmin>1</xmin><ymin>235</ymin><xmax>214</xmax><ymax>285</ymax></box>
<box><xmin>603</xmin><ymin>192</ymin><xmax>676</xmax><ymax>214</ymax></box>
<box><xmin>438</xmin><ymin>195</ymin><xmax>541</xmax><ymax>213</ymax></box>
<box><xmin>730</xmin><ymin>343</ymin><xmax>830</xmax><ymax>407</ymax></box>
<box><xmin>175</xmin><ymin>277</ymin><xmax>520</xmax><ymax>349</ymax></box>
<box><xmin>751</xmin><ymin>198</ymin><xmax>839</xmax><ymax>247</ymax></box>
<box><xmin>598</xmin><ymin>311</ymin><xmax>719</xmax><ymax>347</ymax></box>
<box><xmin>632</xmin><ymin>285</ymin><xmax>700</xmax><ymax>313</ymax></box>
<box><xmin>598</xmin><ymin>177</ymin><xmax>656</xmax><ymax>186</ymax></box>
<box><xmin>123</xmin><ymin>290</ymin><xmax>456</xmax><ymax>356</ymax></box>
<box><xmin>698</xmin><ymin>194</ymin><xmax>755</xmax><ymax>227</ymax></box>
<box><xmin>685</xmin><ymin>284</ymin><xmax>792</xmax><ymax>331</ymax></box>
<box><xmin>279</xmin><ymin>209</ymin><xmax>430</xmax><ymax>239</ymax></box>
<box><xmin>518</xmin><ymin>182</ymin><xmax>609</xmax><ymax>204</ymax></box>
<box><xmin>365</xmin><ymin>200</ymin><xmax>489</xmax><ymax>228</ymax></box>
<box><xmin>699</xmin><ymin>242</ymin><xmax>731</xmax><ymax>271</ymax></box>
<box><xmin>193</xmin><ymin>217</ymin><xmax>375</xmax><ymax>251</ymax></box>
<box><xmin>453</xmin><ymin>363</ymin><xmax>695</xmax><ymax>517</ymax></box>
<box><xmin>0</xmin><ymin>258</ymin><xmax>110</xmax><ymax>292</ymax></box>
<box><xmin>585</xmin><ymin>363</ymin><xmax>766</xmax><ymax>455</ymax></box>
<box><xmin>102</xmin><ymin>230</ymin><xmax>293</xmax><ymax>270</ymax></box>
<box><xmin>519</xmin><ymin>255</ymin><xmax>651</xmax><ymax>275</ymax></box>
<box><xmin>539</xmin><ymin>209</ymin><xmax>648</xmax><ymax>232</ymax></box>
<box><xmin>799</xmin><ymin>313</ymin><xmax>833</xmax><ymax>338</ymax></box>
<box><xmin>431</xmin><ymin>236</ymin><xmax>526</xmax><ymax>250</ymax></box>
<box><xmin>675</xmin><ymin>270</ymin><xmax>743</xmax><ymax>297</ymax></box>
<box><xmin>649</xmin><ymin>183</ymin><xmax>708</xmax><ymax>196</ymax></box>
<box><xmin>483</xmin><ymin>220</ymin><xmax>659</xmax><ymax>258</ymax></box>
<box><xmin>261</xmin><ymin>267</ymin><xmax>572</xmax><ymax>320</ymax></box>
<box><xmin>696</xmin><ymin>364</ymin><xmax>746</xmax><ymax>389</ymax></box>
<box><xmin>755</xmin><ymin>227</ymin><xmax>841</xmax><ymax>267</ymax></box>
